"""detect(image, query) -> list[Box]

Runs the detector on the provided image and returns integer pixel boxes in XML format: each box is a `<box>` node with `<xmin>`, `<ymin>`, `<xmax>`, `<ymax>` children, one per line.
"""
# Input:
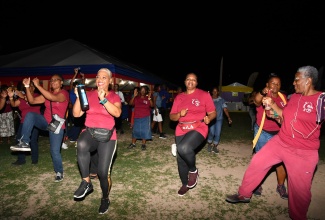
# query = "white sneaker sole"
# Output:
<box><xmin>10</xmin><ymin>147</ymin><xmax>31</xmax><ymax>151</ymax></box>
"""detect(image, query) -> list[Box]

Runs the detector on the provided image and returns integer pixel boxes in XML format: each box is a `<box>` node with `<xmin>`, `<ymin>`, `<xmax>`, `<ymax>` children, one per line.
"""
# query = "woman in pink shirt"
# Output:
<box><xmin>73</xmin><ymin>68</ymin><xmax>121</xmax><ymax>215</ymax></box>
<box><xmin>10</xmin><ymin>75</ymin><xmax>69</xmax><ymax>182</ymax></box>
<box><xmin>170</xmin><ymin>73</ymin><xmax>216</xmax><ymax>196</ymax></box>
<box><xmin>226</xmin><ymin>66</ymin><xmax>324</xmax><ymax>220</ymax></box>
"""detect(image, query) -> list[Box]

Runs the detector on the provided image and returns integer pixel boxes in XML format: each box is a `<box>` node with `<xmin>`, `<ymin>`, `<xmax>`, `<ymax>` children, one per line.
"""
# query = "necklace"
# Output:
<box><xmin>290</xmin><ymin>94</ymin><xmax>319</xmax><ymax>138</ymax></box>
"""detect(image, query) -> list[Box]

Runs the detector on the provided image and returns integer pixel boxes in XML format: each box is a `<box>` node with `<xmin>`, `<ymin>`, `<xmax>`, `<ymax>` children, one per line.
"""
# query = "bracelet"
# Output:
<box><xmin>99</xmin><ymin>98</ymin><xmax>108</xmax><ymax>105</ymax></box>
<box><xmin>259</xmin><ymin>90</ymin><xmax>266</xmax><ymax>96</ymax></box>
<box><xmin>24</xmin><ymin>85</ymin><xmax>30</xmax><ymax>88</ymax></box>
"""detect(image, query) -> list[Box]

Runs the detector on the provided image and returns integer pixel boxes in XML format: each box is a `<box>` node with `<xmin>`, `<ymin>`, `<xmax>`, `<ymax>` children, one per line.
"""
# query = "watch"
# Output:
<box><xmin>99</xmin><ymin>98</ymin><xmax>108</xmax><ymax>105</ymax></box>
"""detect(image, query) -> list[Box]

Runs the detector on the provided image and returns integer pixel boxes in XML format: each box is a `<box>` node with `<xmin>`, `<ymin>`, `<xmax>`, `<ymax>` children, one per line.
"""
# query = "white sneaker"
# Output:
<box><xmin>171</xmin><ymin>144</ymin><xmax>177</xmax><ymax>157</ymax></box>
<box><xmin>61</xmin><ymin>142</ymin><xmax>68</xmax><ymax>149</ymax></box>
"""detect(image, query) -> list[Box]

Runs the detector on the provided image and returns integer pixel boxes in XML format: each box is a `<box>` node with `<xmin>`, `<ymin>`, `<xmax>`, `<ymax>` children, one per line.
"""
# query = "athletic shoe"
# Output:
<box><xmin>12</xmin><ymin>160</ymin><xmax>26</xmax><ymax>165</ymax></box>
<box><xmin>171</xmin><ymin>144</ymin><xmax>177</xmax><ymax>157</ymax></box>
<box><xmin>159</xmin><ymin>133</ymin><xmax>167</xmax><ymax>139</ymax></box>
<box><xmin>128</xmin><ymin>143</ymin><xmax>136</xmax><ymax>149</ymax></box>
<box><xmin>226</xmin><ymin>193</ymin><xmax>251</xmax><ymax>203</ymax></box>
<box><xmin>74</xmin><ymin>179</ymin><xmax>93</xmax><ymax>198</ymax></box>
<box><xmin>187</xmin><ymin>169</ymin><xmax>199</xmax><ymax>188</ymax></box>
<box><xmin>207</xmin><ymin>143</ymin><xmax>212</xmax><ymax>152</ymax></box>
<box><xmin>212</xmin><ymin>145</ymin><xmax>219</xmax><ymax>154</ymax></box>
<box><xmin>141</xmin><ymin>144</ymin><xmax>146</xmax><ymax>150</ymax></box>
<box><xmin>98</xmin><ymin>198</ymin><xmax>110</xmax><ymax>214</ymax></box>
<box><xmin>10</xmin><ymin>141</ymin><xmax>30</xmax><ymax>151</ymax></box>
<box><xmin>55</xmin><ymin>172</ymin><xmax>64</xmax><ymax>182</ymax></box>
<box><xmin>61</xmin><ymin>142</ymin><xmax>68</xmax><ymax>149</ymax></box>
<box><xmin>178</xmin><ymin>185</ymin><xmax>189</xmax><ymax>196</ymax></box>
<box><xmin>276</xmin><ymin>184</ymin><xmax>288</xmax><ymax>200</ymax></box>
<box><xmin>253</xmin><ymin>186</ymin><xmax>262</xmax><ymax>196</ymax></box>
<box><xmin>31</xmin><ymin>160</ymin><xmax>38</xmax><ymax>165</ymax></box>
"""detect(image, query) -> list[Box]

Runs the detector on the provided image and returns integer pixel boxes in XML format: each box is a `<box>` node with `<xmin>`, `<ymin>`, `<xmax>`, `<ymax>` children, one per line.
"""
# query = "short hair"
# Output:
<box><xmin>98</xmin><ymin>68</ymin><xmax>112</xmax><ymax>78</ymax></box>
<box><xmin>297</xmin><ymin>65</ymin><xmax>318</xmax><ymax>86</ymax></box>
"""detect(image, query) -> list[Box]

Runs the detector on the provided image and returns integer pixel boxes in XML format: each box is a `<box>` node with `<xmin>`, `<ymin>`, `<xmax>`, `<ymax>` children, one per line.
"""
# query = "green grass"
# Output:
<box><xmin>0</xmin><ymin>111</ymin><xmax>324</xmax><ymax>219</ymax></box>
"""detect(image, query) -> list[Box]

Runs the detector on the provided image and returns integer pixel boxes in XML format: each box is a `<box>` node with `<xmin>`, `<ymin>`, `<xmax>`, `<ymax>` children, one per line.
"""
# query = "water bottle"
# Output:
<box><xmin>265</xmin><ymin>90</ymin><xmax>272</xmax><ymax>117</ymax></box>
<box><xmin>77</xmin><ymin>84</ymin><xmax>89</xmax><ymax>111</ymax></box>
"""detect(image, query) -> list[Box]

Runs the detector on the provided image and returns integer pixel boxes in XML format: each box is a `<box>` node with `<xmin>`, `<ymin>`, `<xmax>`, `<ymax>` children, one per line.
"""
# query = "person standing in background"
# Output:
<box><xmin>114</xmin><ymin>84</ymin><xmax>125</xmax><ymax>135</ymax></box>
<box><xmin>159</xmin><ymin>84</ymin><xmax>170</xmax><ymax>122</ymax></box>
<box><xmin>8</xmin><ymin>81</ymin><xmax>42</xmax><ymax>165</ymax></box>
<box><xmin>0</xmin><ymin>85</ymin><xmax>15</xmax><ymax>144</ymax></box>
<box><xmin>151</xmin><ymin>84</ymin><xmax>167</xmax><ymax>139</ymax></box>
<box><xmin>170</xmin><ymin>73</ymin><xmax>216</xmax><ymax>196</ymax></box>
<box><xmin>10</xmin><ymin>75</ymin><xmax>69</xmax><ymax>182</ymax></box>
<box><xmin>206</xmin><ymin>86</ymin><xmax>232</xmax><ymax>154</ymax></box>
<box><xmin>128</xmin><ymin>85</ymin><xmax>153</xmax><ymax>150</ymax></box>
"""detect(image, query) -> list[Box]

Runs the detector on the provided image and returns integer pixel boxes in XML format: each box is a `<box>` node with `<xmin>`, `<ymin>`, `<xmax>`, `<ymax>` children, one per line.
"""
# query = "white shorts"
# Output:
<box><xmin>152</xmin><ymin>109</ymin><xmax>163</xmax><ymax>122</ymax></box>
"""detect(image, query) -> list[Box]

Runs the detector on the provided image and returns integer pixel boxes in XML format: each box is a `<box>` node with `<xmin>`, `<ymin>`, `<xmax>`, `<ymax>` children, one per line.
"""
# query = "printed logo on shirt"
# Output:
<box><xmin>303</xmin><ymin>102</ymin><xmax>313</xmax><ymax>113</ymax></box>
<box><xmin>192</xmin><ymin>99</ymin><xmax>200</xmax><ymax>107</ymax></box>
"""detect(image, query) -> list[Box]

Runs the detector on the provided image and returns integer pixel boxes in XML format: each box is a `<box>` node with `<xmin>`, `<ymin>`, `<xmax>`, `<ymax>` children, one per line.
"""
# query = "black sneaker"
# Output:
<box><xmin>31</xmin><ymin>160</ymin><xmax>38</xmax><ymax>165</ymax></box>
<box><xmin>74</xmin><ymin>179</ymin><xmax>93</xmax><ymax>198</ymax></box>
<box><xmin>12</xmin><ymin>160</ymin><xmax>26</xmax><ymax>165</ymax></box>
<box><xmin>226</xmin><ymin>193</ymin><xmax>251</xmax><ymax>203</ymax></box>
<box><xmin>212</xmin><ymin>145</ymin><xmax>219</xmax><ymax>154</ymax></box>
<box><xmin>55</xmin><ymin>172</ymin><xmax>64</xmax><ymax>182</ymax></box>
<box><xmin>207</xmin><ymin>143</ymin><xmax>212</xmax><ymax>152</ymax></box>
<box><xmin>10</xmin><ymin>141</ymin><xmax>30</xmax><ymax>151</ymax></box>
<box><xmin>98</xmin><ymin>198</ymin><xmax>110</xmax><ymax>214</ymax></box>
<box><xmin>159</xmin><ymin>133</ymin><xmax>167</xmax><ymax>139</ymax></box>
<box><xmin>128</xmin><ymin>143</ymin><xmax>136</xmax><ymax>149</ymax></box>
<box><xmin>141</xmin><ymin>144</ymin><xmax>146</xmax><ymax>150</ymax></box>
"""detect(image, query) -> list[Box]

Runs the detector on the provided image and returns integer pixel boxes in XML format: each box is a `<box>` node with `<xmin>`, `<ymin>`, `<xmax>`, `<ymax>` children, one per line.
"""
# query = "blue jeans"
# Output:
<box><xmin>207</xmin><ymin>119</ymin><xmax>223</xmax><ymax>145</ymax></box>
<box><xmin>253</xmin><ymin>123</ymin><xmax>275</xmax><ymax>153</ymax></box>
<box><xmin>21</xmin><ymin>112</ymin><xmax>64</xmax><ymax>173</ymax></box>
<box><xmin>16</xmin><ymin>123</ymin><xmax>39</xmax><ymax>163</ymax></box>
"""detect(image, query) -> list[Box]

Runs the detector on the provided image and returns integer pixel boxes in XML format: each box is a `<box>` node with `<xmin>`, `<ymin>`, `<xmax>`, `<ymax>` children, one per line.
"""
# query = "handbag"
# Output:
<box><xmin>178</xmin><ymin>120</ymin><xmax>203</xmax><ymax>132</ymax></box>
<box><xmin>87</xmin><ymin>127</ymin><xmax>115</xmax><ymax>142</ymax></box>
<box><xmin>47</xmin><ymin>101</ymin><xmax>65</xmax><ymax>134</ymax></box>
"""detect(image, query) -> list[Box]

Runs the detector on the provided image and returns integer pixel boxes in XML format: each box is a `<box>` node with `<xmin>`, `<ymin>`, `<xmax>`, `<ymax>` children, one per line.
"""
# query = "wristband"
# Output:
<box><xmin>99</xmin><ymin>98</ymin><xmax>108</xmax><ymax>105</ymax></box>
<box><xmin>24</xmin><ymin>85</ymin><xmax>30</xmax><ymax>88</ymax></box>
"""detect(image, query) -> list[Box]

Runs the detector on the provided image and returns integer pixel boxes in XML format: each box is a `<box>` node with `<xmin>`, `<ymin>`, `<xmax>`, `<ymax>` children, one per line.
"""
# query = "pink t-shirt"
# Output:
<box><xmin>19</xmin><ymin>93</ymin><xmax>41</xmax><ymax>122</ymax></box>
<box><xmin>84</xmin><ymin>90</ymin><xmax>121</xmax><ymax>140</ymax></box>
<box><xmin>133</xmin><ymin>96</ymin><xmax>151</xmax><ymax>119</ymax></box>
<box><xmin>44</xmin><ymin>89</ymin><xmax>69</xmax><ymax>129</ymax></box>
<box><xmin>278</xmin><ymin>92</ymin><xmax>322</xmax><ymax>150</ymax></box>
<box><xmin>170</xmin><ymin>88</ymin><xmax>215</xmax><ymax>137</ymax></box>
<box><xmin>256</xmin><ymin>94</ymin><xmax>287</xmax><ymax>131</ymax></box>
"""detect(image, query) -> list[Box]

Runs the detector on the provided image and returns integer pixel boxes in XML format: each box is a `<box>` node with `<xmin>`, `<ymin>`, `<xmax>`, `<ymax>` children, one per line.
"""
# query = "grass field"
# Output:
<box><xmin>0</xmin><ymin>111</ymin><xmax>324</xmax><ymax>219</ymax></box>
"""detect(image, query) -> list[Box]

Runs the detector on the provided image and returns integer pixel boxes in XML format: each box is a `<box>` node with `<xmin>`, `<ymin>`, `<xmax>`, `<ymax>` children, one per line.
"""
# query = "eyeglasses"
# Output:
<box><xmin>50</xmin><ymin>78</ymin><xmax>61</xmax><ymax>82</ymax></box>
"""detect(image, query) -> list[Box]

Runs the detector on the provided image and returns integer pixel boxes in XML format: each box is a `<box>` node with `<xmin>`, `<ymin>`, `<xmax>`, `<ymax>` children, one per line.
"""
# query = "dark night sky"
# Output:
<box><xmin>1</xmin><ymin>1</ymin><xmax>325</xmax><ymax>92</ymax></box>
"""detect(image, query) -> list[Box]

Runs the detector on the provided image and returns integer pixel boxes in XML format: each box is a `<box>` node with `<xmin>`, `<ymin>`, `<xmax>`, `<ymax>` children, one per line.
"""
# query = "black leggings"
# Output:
<box><xmin>175</xmin><ymin>130</ymin><xmax>205</xmax><ymax>186</ymax></box>
<box><xmin>77</xmin><ymin>130</ymin><xmax>117</xmax><ymax>198</ymax></box>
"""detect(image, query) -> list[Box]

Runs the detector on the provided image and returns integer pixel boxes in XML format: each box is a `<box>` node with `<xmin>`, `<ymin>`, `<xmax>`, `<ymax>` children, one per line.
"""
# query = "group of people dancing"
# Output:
<box><xmin>1</xmin><ymin>65</ymin><xmax>324</xmax><ymax>219</ymax></box>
